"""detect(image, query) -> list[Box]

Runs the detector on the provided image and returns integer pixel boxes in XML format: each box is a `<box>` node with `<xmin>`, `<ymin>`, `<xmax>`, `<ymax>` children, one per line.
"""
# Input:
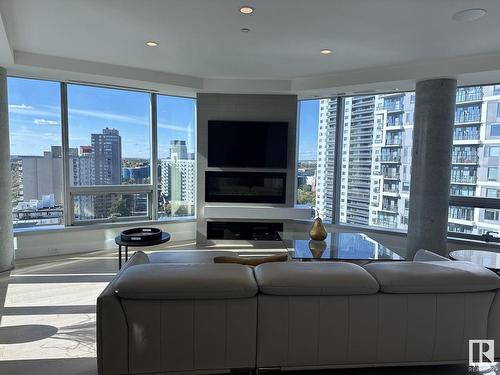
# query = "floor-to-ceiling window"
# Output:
<box><xmin>296</xmin><ymin>99</ymin><xmax>321</xmax><ymax>215</ymax></box>
<box><xmin>7</xmin><ymin>77</ymin><xmax>63</xmax><ymax>228</ymax></box>
<box><xmin>296</xmin><ymin>85</ymin><xmax>500</xmax><ymax>241</ymax></box>
<box><xmin>156</xmin><ymin>94</ymin><xmax>196</xmax><ymax>219</ymax></box>
<box><xmin>7</xmin><ymin>77</ymin><xmax>196</xmax><ymax>229</ymax></box>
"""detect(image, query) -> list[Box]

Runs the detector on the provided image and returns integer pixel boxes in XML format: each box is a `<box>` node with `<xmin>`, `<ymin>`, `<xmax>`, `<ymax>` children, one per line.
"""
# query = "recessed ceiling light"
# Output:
<box><xmin>452</xmin><ymin>8</ymin><xmax>487</xmax><ymax>21</ymax></box>
<box><xmin>240</xmin><ymin>28</ymin><xmax>251</xmax><ymax>33</ymax></box>
<box><xmin>320</xmin><ymin>49</ymin><xmax>332</xmax><ymax>55</ymax></box>
<box><xmin>239</xmin><ymin>6</ymin><xmax>254</xmax><ymax>15</ymax></box>
<box><xmin>146</xmin><ymin>41</ymin><xmax>159</xmax><ymax>47</ymax></box>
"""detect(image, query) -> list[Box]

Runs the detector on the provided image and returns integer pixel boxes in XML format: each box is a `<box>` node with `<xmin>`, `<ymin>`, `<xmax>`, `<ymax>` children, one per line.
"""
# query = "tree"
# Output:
<box><xmin>297</xmin><ymin>188</ymin><xmax>315</xmax><ymax>206</ymax></box>
<box><xmin>110</xmin><ymin>197</ymin><xmax>131</xmax><ymax>217</ymax></box>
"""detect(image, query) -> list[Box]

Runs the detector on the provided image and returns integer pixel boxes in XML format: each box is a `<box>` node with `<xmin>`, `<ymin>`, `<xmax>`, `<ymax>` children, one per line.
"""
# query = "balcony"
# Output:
<box><xmin>456</xmin><ymin>89</ymin><xmax>482</xmax><ymax>103</ymax></box>
<box><xmin>383</xmin><ymin>172</ymin><xmax>400</xmax><ymax>180</ymax></box>
<box><xmin>455</xmin><ymin>114</ymin><xmax>481</xmax><ymax>124</ymax></box>
<box><xmin>451</xmin><ymin>154</ymin><xmax>479</xmax><ymax>164</ymax></box>
<box><xmin>450</xmin><ymin>175</ymin><xmax>477</xmax><ymax>184</ymax></box>
<box><xmin>384</xmin><ymin>138</ymin><xmax>402</xmax><ymax>146</ymax></box>
<box><xmin>454</xmin><ymin>133</ymin><xmax>480</xmax><ymax>141</ymax></box>
<box><xmin>383</xmin><ymin>186</ymin><xmax>399</xmax><ymax>194</ymax></box>
<box><xmin>380</xmin><ymin>155</ymin><xmax>401</xmax><ymax>163</ymax></box>
<box><xmin>382</xmin><ymin>204</ymin><xmax>399</xmax><ymax>213</ymax></box>
<box><xmin>377</xmin><ymin>102</ymin><xmax>404</xmax><ymax>112</ymax></box>
<box><xmin>375</xmin><ymin>219</ymin><xmax>398</xmax><ymax>229</ymax></box>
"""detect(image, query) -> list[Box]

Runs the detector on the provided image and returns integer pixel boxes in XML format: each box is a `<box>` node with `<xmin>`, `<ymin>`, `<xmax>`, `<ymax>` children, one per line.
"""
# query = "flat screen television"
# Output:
<box><xmin>208</xmin><ymin>121</ymin><xmax>288</xmax><ymax>168</ymax></box>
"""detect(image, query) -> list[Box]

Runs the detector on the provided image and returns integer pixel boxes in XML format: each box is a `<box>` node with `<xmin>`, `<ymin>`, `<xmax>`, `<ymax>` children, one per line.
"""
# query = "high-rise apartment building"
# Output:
<box><xmin>70</xmin><ymin>129</ymin><xmax>123</xmax><ymax>220</ymax></box>
<box><xmin>160</xmin><ymin>140</ymin><xmax>195</xmax><ymax>215</ymax></box>
<box><xmin>314</xmin><ymin>85</ymin><xmax>500</xmax><ymax>235</ymax></box>
<box><xmin>19</xmin><ymin>146</ymin><xmax>75</xmax><ymax>204</ymax></box>
<box><xmin>315</xmin><ymin>99</ymin><xmax>336</xmax><ymax>219</ymax></box>
<box><xmin>339</xmin><ymin>96</ymin><xmax>376</xmax><ymax>226</ymax></box>
<box><xmin>92</xmin><ymin>128</ymin><xmax>122</xmax><ymax>186</ymax></box>
<box><xmin>70</xmin><ymin>146</ymin><xmax>94</xmax><ymax>219</ymax></box>
<box><xmin>169</xmin><ymin>140</ymin><xmax>189</xmax><ymax>159</ymax></box>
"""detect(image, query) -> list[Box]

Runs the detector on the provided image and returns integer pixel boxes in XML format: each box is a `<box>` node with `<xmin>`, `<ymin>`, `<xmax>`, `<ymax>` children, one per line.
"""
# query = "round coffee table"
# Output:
<box><xmin>115</xmin><ymin>231</ymin><xmax>170</xmax><ymax>269</ymax></box>
<box><xmin>449</xmin><ymin>249</ymin><xmax>500</xmax><ymax>273</ymax></box>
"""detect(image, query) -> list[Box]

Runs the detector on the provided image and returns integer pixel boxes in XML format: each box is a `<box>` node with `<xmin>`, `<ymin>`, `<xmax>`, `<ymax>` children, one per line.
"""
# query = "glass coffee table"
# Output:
<box><xmin>278</xmin><ymin>231</ymin><xmax>405</xmax><ymax>263</ymax></box>
<box><xmin>449</xmin><ymin>249</ymin><xmax>500</xmax><ymax>273</ymax></box>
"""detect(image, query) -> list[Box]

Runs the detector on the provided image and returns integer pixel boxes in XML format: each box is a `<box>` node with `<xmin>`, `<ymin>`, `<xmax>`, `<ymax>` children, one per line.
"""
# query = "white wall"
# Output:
<box><xmin>14</xmin><ymin>220</ymin><xmax>196</xmax><ymax>259</ymax></box>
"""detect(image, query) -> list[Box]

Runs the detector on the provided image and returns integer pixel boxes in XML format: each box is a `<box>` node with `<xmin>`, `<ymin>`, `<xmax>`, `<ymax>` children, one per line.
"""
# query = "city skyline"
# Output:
<box><xmin>7</xmin><ymin>77</ymin><xmax>196</xmax><ymax>159</ymax></box>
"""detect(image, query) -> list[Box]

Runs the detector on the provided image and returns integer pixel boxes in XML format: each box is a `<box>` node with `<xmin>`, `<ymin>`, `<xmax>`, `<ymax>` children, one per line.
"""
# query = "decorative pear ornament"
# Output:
<box><xmin>308</xmin><ymin>240</ymin><xmax>327</xmax><ymax>258</ymax></box>
<box><xmin>309</xmin><ymin>211</ymin><xmax>327</xmax><ymax>241</ymax></box>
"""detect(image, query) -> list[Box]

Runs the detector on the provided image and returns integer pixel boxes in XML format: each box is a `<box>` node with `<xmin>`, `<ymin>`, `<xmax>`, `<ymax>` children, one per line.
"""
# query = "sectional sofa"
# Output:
<box><xmin>97</xmin><ymin>249</ymin><xmax>500</xmax><ymax>375</ymax></box>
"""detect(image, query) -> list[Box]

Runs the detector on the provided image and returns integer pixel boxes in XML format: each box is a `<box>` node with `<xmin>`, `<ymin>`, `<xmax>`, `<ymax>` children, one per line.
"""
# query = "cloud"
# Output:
<box><xmin>34</xmin><ymin>119</ymin><xmax>59</xmax><ymax>126</ymax></box>
<box><xmin>9</xmin><ymin>103</ymin><xmax>60</xmax><ymax>118</ymax></box>
<box><xmin>8</xmin><ymin>104</ymin><xmax>35</xmax><ymax>111</ymax></box>
<box><xmin>158</xmin><ymin>122</ymin><xmax>193</xmax><ymax>132</ymax></box>
<box><xmin>68</xmin><ymin>107</ymin><xmax>148</xmax><ymax>126</ymax></box>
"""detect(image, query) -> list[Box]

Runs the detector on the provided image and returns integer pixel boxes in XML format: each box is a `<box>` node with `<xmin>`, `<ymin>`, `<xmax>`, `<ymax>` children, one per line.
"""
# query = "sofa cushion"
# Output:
<box><xmin>254</xmin><ymin>262</ymin><xmax>379</xmax><ymax>296</ymax></box>
<box><xmin>115</xmin><ymin>263</ymin><xmax>258</xmax><ymax>300</ymax></box>
<box><xmin>364</xmin><ymin>261</ymin><xmax>500</xmax><ymax>294</ymax></box>
<box><xmin>147</xmin><ymin>250</ymin><xmax>237</xmax><ymax>264</ymax></box>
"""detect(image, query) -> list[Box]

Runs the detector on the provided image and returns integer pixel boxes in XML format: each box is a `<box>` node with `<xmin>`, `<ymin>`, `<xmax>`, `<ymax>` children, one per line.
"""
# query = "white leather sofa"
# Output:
<box><xmin>97</xmin><ymin>249</ymin><xmax>500</xmax><ymax>374</ymax></box>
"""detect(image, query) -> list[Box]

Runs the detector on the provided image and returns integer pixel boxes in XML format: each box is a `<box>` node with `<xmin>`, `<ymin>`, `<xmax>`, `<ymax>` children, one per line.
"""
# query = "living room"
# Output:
<box><xmin>1</xmin><ymin>1</ymin><xmax>500</xmax><ymax>374</ymax></box>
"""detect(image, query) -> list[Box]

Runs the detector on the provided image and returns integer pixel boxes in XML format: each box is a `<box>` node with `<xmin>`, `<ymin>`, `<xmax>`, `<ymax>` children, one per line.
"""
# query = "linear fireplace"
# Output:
<box><xmin>205</xmin><ymin>171</ymin><xmax>286</xmax><ymax>204</ymax></box>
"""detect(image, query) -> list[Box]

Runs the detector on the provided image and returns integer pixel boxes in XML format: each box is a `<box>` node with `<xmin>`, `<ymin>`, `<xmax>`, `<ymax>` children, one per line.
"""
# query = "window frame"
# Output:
<box><xmin>9</xmin><ymin>77</ymin><xmax>196</xmax><ymax>229</ymax></box>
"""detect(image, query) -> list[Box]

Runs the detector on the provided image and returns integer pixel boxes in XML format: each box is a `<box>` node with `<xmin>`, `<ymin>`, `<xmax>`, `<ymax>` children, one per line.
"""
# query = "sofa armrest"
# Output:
<box><xmin>413</xmin><ymin>249</ymin><xmax>450</xmax><ymax>262</ymax></box>
<box><xmin>97</xmin><ymin>251</ymin><xmax>149</xmax><ymax>375</ymax></box>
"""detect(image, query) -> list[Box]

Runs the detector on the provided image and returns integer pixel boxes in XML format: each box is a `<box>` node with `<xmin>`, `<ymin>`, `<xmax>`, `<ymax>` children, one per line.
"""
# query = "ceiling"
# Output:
<box><xmin>2</xmin><ymin>0</ymin><xmax>500</xmax><ymax>97</ymax></box>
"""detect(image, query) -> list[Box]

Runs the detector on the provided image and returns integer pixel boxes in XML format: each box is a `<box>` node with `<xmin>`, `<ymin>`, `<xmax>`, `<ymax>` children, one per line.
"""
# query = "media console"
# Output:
<box><xmin>206</xmin><ymin>221</ymin><xmax>283</xmax><ymax>241</ymax></box>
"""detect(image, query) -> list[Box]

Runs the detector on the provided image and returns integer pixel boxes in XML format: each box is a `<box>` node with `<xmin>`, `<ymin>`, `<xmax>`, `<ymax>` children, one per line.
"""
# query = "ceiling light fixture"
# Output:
<box><xmin>452</xmin><ymin>8</ymin><xmax>487</xmax><ymax>21</ymax></box>
<box><xmin>146</xmin><ymin>41</ymin><xmax>159</xmax><ymax>47</ymax></box>
<box><xmin>239</xmin><ymin>6</ymin><xmax>254</xmax><ymax>15</ymax></box>
<box><xmin>240</xmin><ymin>28</ymin><xmax>251</xmax><ymax>33</ymax></box>
<box><xmin>320</xmin><ymin>49</ymin><xmax>332</xmax><ymax>55</ymax></box>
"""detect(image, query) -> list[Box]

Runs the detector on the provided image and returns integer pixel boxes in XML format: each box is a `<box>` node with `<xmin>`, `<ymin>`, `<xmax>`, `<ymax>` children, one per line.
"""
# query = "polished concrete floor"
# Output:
<box><xmin>0</xmin><ymin>245</ymin><xmax>496</xmax><ymax>375</ymax></box>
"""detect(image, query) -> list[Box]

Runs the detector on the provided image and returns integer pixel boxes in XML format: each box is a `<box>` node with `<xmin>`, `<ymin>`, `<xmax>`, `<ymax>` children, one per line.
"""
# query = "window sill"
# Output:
<box><xmin>13</xmin><ymin>217</ymin><xmax>197</xmax><ymax>236</ymax></box>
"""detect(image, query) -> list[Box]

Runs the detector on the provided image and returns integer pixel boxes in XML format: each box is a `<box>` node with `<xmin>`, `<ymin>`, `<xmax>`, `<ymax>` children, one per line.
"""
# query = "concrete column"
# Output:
<box><xmin>0</xmin><ymin>67</ymin><xmax>14</xmax><ymax>272</ymax></box>
<box><xmin>407</xmin><ymin>78</ymin><xmax>457</xmax><ymax>259</ymax></box>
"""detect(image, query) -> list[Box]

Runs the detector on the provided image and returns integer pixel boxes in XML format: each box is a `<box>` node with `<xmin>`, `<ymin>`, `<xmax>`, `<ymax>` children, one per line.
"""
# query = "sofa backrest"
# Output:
<box><xmin>364</xmin><ymin>260</ymin><xmax>500</xmax><ymax>294</ymax></box>
<box><xmin>254</xmin><ymin>262</ymin><xmax>379</xmax><ymax>296</ymax></box>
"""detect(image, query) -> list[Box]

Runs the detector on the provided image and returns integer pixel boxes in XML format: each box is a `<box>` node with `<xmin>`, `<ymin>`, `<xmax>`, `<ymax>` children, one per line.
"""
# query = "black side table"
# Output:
<box><xmin>115</xmin><ymin>232</ymin><xmax>171</xmax><ymax>269</ymax></box>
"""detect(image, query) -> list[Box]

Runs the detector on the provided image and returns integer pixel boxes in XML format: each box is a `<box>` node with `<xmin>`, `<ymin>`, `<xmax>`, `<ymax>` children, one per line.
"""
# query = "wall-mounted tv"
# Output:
<box><xmin>208</xmin><ymin>121</ymin><xmax>288</xmax><ymax>168</ymax></box>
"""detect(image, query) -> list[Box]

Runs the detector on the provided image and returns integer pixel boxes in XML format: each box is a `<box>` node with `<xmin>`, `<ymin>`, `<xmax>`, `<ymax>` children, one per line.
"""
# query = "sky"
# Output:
<box><xmin>7</xmin><ymin>77</ymin><xmax>195</xmax><ymax>159</ymax></box>
<box><xmin>8</xmin><ymin>76</ymin><xmax>318</xmax><ymax>161</ymax></box>
<box><xmin>298</xmin><ymin>99</ymin><xmax>319</xmax><ymax>161</ymax></box>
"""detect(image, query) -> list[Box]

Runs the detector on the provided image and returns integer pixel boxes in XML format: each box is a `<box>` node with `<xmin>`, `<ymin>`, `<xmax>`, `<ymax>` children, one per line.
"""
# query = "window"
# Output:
<box><xmin>490</xmin><ymin>124</ymin><xmax>500</xmax><ymax>136</ymax></box>
<box><xmin>73</xmin><ymin>192</ymin><xmax>148</xmax><ymax>221</ymax></box>
<box><xmin>339</xmin><ymin>93</ymin><xmax>414</xmax><ymax>230</ymax></box>
<box><xmin>448</xmin><ymin>85</ymin><xmax>500</xmax><ymax>237</ymax></box>
<box><xmin>8</xmin><ymin>77</ymin><xmax>63</xmax><ymax>228</ymax></box>
<box><xmin>8</xmin><ymin>77</ymin><xmax>197</xmax><ymax>228</ymax></box>
<box><xmin>68</xmin><ymin>84</ymin><xmax>151</xmax><ymax>186</ymax></box>
<box><xmin>295</xmin><ymin>84</ymin><xmax>500</xmax><ymax>240</ymax></box>
<box><xmin>488</xmin><ymin>167</ymin><xmax>498</xmax><ymax>181</ymax></box>
<box><xmin>157</xmin><ymin>95</ymin><xmax>196</xmax><ymax>218</ymax></box>
<box><xmin>484</xmin><ymin>210</ymin><xmax>499</xmax><ymax>221</ymax></box>
<box><xmin>296</xmin><ymin>99</ymin><xmax>321</xmax><ymax>216</ymax></box>
<box><xmin>67</xmin><ymin>84</ymin><xmax>152</xmax><ymax>223</ymax></box>
<box><xmin>486</xmin><ymin>188</ymin><xmax>499</xmax><ymax>198</ymax></box>
<box><xmin>488</xmin><ymin>146</ymin><xmax>500</xmax><ymax>157</ymax></box>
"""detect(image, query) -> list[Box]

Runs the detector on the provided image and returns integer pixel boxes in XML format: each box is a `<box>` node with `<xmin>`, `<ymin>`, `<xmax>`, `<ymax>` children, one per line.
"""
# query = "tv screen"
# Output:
<box><xmin>208</xmin><ymin>121</ymin><xmax>288</xmax><ymax>168</ymax></box>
